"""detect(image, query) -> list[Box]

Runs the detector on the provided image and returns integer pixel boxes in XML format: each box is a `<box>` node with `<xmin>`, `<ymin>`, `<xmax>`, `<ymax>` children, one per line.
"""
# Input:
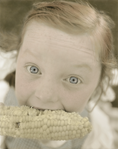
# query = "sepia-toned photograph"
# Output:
<box><xmin>0</xmin><ymin>0</ymin><xmax>118</xmax><ymax>149</ymax></box>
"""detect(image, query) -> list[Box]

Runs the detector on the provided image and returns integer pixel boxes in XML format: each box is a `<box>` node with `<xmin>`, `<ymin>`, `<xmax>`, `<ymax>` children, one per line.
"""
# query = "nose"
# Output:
<box><xmin>34</xmin><ymin>77</ymin><xmax>58</xmax><ymax>103</ymax></box>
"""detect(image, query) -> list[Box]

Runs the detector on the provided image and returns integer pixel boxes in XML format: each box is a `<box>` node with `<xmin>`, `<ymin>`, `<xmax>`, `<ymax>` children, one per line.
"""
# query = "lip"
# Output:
<box><xmin>29</xmin><ymin>106</ymin><xmax>57</xmax><ymax>111</ymax></box>
<box><xmin>29</xmin><ymin>106</ymin><xmax>68</xmax><ymax>112</ymax></box>
<box><xmin>30</xmin><ymin>106</ymin><xmax>45</xmax><ymax>110</ymax></box>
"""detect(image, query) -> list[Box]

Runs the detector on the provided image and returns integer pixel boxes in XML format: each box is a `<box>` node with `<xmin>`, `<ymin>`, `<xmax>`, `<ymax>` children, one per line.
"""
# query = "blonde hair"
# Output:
<box><xmin>1</xmin><ymin>0</ymin><xmax>118</xmax><ymax>110</ymax></box>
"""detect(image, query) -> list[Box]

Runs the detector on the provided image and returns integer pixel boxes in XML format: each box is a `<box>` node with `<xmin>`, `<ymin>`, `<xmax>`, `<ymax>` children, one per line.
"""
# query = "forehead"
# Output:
<box><xmin>21</xmin><ymin>20</ymin><xmax>99</xmax><ymax>61</ymax></box>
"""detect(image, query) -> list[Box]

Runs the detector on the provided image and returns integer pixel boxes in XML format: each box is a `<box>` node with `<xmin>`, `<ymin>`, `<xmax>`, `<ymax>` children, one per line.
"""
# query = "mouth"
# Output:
<box><xmin>30</xmin><ymin>106</ymin><xmax>45</xmax><ymax>110</ymax></box>
<box><xmin>29</xmin><ymin>106</ymin><xmax>69</xmax><ymax>112</ymax></box>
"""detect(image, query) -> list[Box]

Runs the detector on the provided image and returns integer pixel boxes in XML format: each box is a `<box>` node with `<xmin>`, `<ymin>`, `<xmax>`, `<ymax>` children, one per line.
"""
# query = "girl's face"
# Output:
<box><xmin>15</xmin><ymin>20</ymin><xmax>101</xmax><ymax>113</ymax></box>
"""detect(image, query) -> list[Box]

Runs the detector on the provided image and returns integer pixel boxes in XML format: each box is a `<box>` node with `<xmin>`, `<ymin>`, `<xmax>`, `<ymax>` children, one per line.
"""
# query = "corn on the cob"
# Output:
<box><xmin>0</xmin><ymin>105</ymin><xmax>92</xmax><ymax>140</ymax></box>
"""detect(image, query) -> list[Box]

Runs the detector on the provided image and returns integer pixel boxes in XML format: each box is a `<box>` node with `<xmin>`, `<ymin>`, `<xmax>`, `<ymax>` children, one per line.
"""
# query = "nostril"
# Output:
<box><xmin>34</xmin><ymin>86</ymin><xmax>58</xmax><ymax>103</ymax></box>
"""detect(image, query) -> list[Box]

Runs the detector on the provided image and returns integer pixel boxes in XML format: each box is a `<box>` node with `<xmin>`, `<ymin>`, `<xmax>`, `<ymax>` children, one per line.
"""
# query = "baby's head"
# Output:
<box><xmin>15</xmin><ymin>0</ymin><xmax>117</xmax><ymax>113</ymax></box>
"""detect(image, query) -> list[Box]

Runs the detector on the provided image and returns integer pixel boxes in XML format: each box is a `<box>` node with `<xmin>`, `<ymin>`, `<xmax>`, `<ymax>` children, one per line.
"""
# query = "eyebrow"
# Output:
<box><xmin>75</xmin><ymin>64</ymin><xmax>92</xmax><ymax>71</ymax></box>
<box><xmin>24</xmin><ymin>50</ymin><xmax>38</xmax><ymax>57</ymax></box>
<box><xmin>24</xmin><ymin>49</ymin><xmax>92</xmax><ymax>71</ymax></box>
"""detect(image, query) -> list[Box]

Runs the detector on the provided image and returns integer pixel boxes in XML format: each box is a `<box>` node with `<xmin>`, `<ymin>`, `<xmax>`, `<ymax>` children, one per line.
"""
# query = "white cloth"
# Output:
<box><xmin>0</xmin><ymin>50</ymin><xmax>17</xmax><ymax>80</ymax></box>
<box><xmin>82</xmin><ymin>105</ymin><xmax>115</xmax><ymax>149</ymax></box>
<box><xmin>0</xmin><ymin>50</ymin><xmax>16</xmax><ymax>149</ymax></box>
<box><xmin>0</xmin><ymin>81</ymin><xmax>9</xmax><ymax>149</ymax></box>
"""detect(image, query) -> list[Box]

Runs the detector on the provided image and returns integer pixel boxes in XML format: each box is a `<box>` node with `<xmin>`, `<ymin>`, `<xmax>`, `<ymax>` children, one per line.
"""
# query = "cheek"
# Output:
<box><xmin>15</xmin><ymin>68</ymin><xmax>33</xmax><ymax>105</ymax></box>
<box><xmin>61</xmin><ymin>86</ymin><xmax>96</xmax><ymax>112</ymax></box>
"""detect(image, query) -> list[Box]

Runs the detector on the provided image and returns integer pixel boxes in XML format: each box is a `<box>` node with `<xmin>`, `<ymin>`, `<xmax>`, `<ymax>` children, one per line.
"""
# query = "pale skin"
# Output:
<box><xmin>14</xmin><ymin>20</ymin><xmax>101</xmax><ymax>113</ymax></box>
<box><xmin>0</xmin><ymin>20</ymin><xmax>102</xmax><ymax>147</ymax></box>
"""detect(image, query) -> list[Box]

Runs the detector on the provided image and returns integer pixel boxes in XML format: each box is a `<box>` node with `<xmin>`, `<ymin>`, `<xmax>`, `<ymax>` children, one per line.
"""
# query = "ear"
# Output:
<box><xmin>88</xmin><ymin>77</ymin><xmax>110</xmax><ymax>103</ymax></box>
<box><xmin>85</xmin><ymin>86</ymin><xmax>102</xmax><ymax>112</ymax></box>
<box><xmin>89</xmin><ymin>80</ymin><xmax>102</xmax><ymax>103</ymax></box>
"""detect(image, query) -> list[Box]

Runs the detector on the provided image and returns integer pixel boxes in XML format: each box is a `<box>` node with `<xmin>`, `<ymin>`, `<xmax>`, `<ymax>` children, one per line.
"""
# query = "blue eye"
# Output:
<box><xmin>69</xmin><ymin>76</ymin><xmax>80</xmax><ymax>84</ymax></box>
<box><xmin>27</xmin><ymin>66</ymin><xmax>39</xmax><ymax>74</ymax></box>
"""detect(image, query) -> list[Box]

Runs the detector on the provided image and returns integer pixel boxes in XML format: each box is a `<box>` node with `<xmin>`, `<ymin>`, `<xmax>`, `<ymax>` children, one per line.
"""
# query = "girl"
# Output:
<box><xmin>0</xmin><ymin>0</ymin><xmax>117</xmax><ymax>148</ymax></box>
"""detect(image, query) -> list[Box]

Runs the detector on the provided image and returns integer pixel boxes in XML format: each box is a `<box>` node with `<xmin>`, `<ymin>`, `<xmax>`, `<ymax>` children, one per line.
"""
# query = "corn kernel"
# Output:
<box><xmin>0</xmin><ymin>105</ymin><xmax>92</xmax><ymax>140</ymax></box>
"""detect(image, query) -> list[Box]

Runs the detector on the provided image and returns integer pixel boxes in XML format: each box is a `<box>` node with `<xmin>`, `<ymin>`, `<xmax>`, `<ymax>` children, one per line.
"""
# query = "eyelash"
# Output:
<box><xmin>65</xmin><ymin>76</ymin><xmax>82</xmax><ymax>85</ymax></box>
<box><xmin>26</xmin><ymin>65</ymin><xmax>82</xmax><ymax>84</ymax></box>
<box><xmin>26</xmin><ymin>65</ymin><xmax>41</xmax><ymax>75</ymax></box>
